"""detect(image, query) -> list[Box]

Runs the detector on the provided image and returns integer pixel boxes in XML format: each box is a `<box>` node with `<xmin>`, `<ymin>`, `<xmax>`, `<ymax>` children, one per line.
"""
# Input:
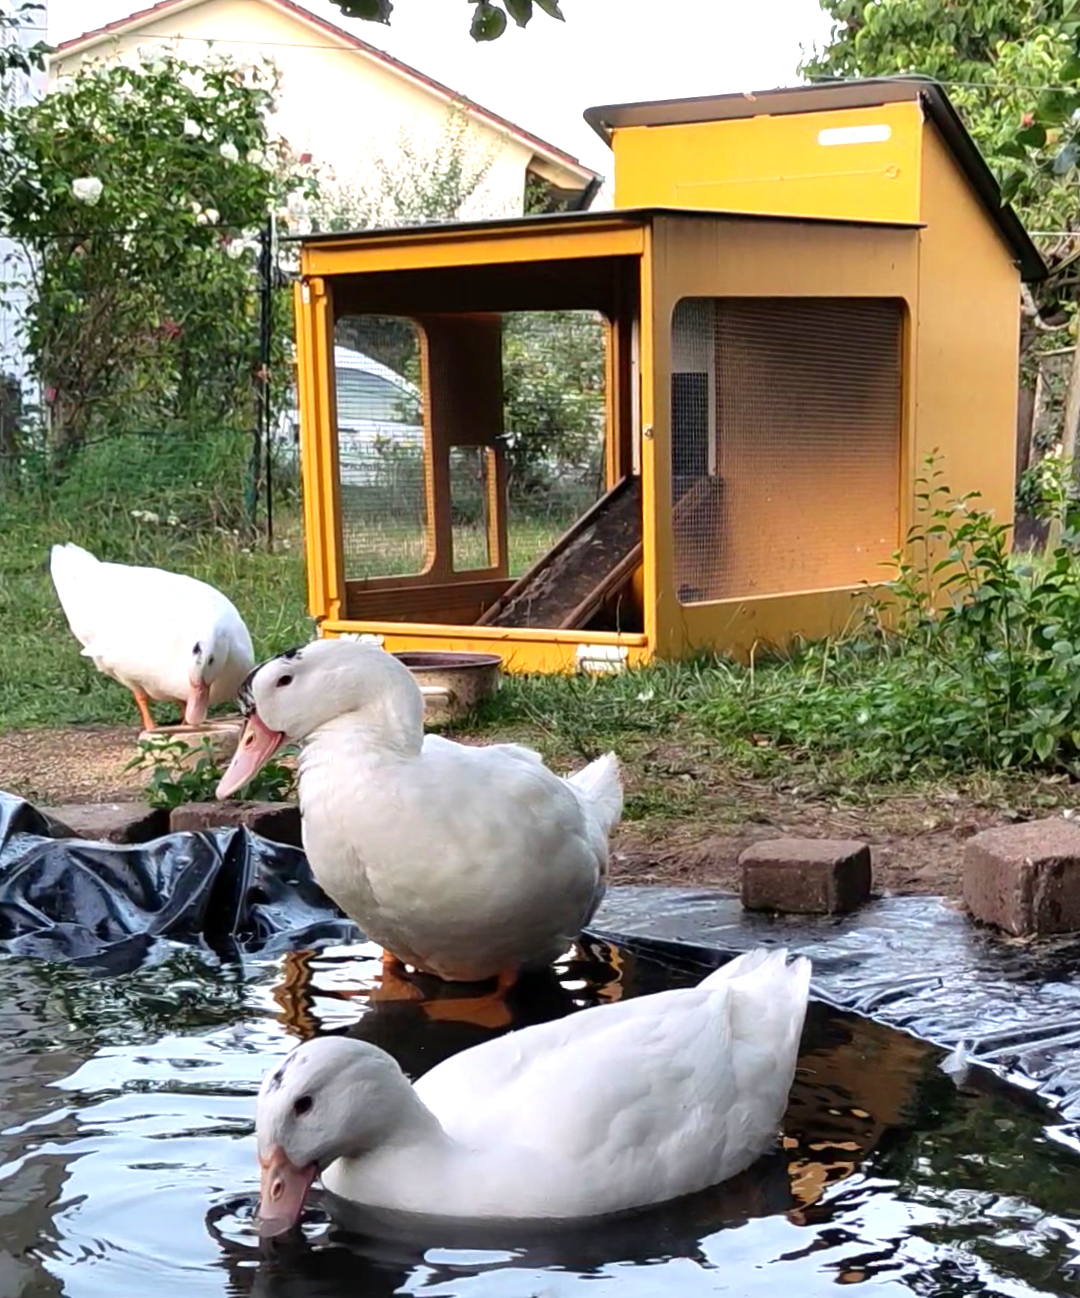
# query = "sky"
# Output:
<box><xmin>44</xmin><ymin>0</ymin><xmax>836</xmax><ymax>175</ymax></box>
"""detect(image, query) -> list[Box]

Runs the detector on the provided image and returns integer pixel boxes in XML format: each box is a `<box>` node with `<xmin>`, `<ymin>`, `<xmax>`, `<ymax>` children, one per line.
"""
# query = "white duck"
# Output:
<box><xmin>254</xmin><ymin>947</ymin><xmax>812</xmax><ymax>1234</ymax></box>
<box><xmin>50</xmin><ymin>542</ymin><xmax>254</xmax><ymax>729</ymax></box>
<box><xmin>216</xmin><ymin>639</ymin><xmax>623</xmax><ymax>1005</ymax></box>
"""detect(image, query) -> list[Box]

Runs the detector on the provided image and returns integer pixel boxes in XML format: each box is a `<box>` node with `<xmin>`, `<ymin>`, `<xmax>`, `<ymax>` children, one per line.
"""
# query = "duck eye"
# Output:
<box><xmin>293</xmin><ymin>1094</ymin><xmax>313</xmax><ymax>1117</ymax></box>
<box><xmin>208</xmin><ymin>655</ymin><xmax>215</xmax><ymax>666</ymax></box>
<box><xmin>277</xmin><ymin>675</ymin><xmax>294</xmax><ymax>688</ymax></box>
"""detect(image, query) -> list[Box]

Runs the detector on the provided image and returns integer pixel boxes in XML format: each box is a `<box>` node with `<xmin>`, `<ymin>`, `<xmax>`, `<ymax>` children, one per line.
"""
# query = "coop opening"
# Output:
<box><xmin>670</xmin><ymin>296</ymin><xmax>904</xmax><ymax>604</ymax></box>
<box><xmin>330</xmin><ymin>253</ymin><xmax>643</xmax><ymax>634</ymax></box>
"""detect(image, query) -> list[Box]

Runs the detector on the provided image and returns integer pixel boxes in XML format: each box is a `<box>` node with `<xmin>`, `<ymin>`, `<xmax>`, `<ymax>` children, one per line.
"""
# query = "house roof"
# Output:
<box><xmin>52</xmin><ymin>0</ymin><xmax>599</xmax><ymax>186</ymax></box>
<box><xmin>585</xmin><ymin>77</ymin><xmax>1046</xmax><ymax>283</ymax></box>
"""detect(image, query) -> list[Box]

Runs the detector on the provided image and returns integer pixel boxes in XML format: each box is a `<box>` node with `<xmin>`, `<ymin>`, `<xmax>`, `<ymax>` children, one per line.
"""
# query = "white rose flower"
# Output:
<box><xmin>219</xmin><ymin>140</ymin><xmax>239</xmax><ymax>164</ymax></box>
<box><xmin>72</xmin><ymin>176</ymin><xmax>103</xmax><ymax>205</ymax></box>
<box><xmin>183</xmin><ymin>118</ymin><xmax>200</xmax><ymax>138</ymax></box>
<box><xmin>204</xmin><ymin>208</ymin><xmax>220</xmax><ymax>225</ymax></box>
<box><xmin>54</xmin><ymin>75</ymin><xmax>76</xmax><ymax>94</ymax></box>
<box><xmin>246</xmin><ymin>147</ymin><xmax>264</xmax><ymax>166</ymax></box>
<box><xmin>136</xmin><ymin>43</ymin><xmax>169</xmax><ymax>73</ymax></box>
<box><xmin>195</xmin><ymin>212</ymin><xmax>209</xmax><ymax>225</ymax></box>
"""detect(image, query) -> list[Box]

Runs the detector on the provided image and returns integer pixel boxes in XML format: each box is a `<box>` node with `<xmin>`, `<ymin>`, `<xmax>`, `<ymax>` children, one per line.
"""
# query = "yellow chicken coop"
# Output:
<box><xmin>293</xmin><ymin>77</ymin><xmax>1045</xmax><ymax>671</ymax></box>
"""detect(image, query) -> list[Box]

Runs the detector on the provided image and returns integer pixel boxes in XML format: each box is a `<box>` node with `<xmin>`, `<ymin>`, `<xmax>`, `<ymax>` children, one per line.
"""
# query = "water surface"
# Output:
<box><xmin>2</xmin><ymin>938</ymin><xmax>1080</xmax><ymax>1297</ymax></box>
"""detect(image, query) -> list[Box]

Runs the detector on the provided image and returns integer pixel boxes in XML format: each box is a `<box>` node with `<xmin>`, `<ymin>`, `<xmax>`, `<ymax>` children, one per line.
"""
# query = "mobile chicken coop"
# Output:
<box><xmin>293</xmin><ymin>78</ymin><xmax>1045</xmax><ymax>671</ymax></box>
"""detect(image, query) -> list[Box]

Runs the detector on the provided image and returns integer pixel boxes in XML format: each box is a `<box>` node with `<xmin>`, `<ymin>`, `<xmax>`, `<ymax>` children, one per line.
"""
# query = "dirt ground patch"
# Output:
<box><xmin>3</xmin><ymin>723</ymin><xmax>1066</xmax><ymax>901</ymax></box>
<box><xmin>611</xmin><ymin>807</ymin><xmax>982</xmax><ymax>898</ymax></box>
<box><xmin>0</xmin><ymin>725</ymin><xmax>149</xmax><ymax>804</ymax></box>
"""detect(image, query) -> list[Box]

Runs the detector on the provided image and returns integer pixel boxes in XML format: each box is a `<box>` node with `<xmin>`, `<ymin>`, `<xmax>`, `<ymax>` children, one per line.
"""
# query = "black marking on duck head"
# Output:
<box><xmin>266</xmin><ymin>1053</ymin><xmax>293</xmax><ymax>1092</ymax></box>
<box><xmin>236</xmin><ymin>647</ymin><xmax>305</xmax><ymax>717</ymax></box>
<box><xmin>236</xmin><ymin>666</ymin><xmax>260</xmax><ymax>718</ymax></box>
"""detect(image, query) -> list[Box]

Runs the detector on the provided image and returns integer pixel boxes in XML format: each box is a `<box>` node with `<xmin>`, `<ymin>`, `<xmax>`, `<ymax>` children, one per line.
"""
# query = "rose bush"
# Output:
<box><xmin>0</xmin><ymin>42</ymin><xmax>317</xmax><ymax>472</ymax></box>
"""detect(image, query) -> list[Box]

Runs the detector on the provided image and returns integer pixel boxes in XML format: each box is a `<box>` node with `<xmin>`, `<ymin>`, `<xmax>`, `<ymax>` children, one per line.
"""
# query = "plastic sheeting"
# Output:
<box><xmin>4</xmin><ymin>790</ymin><xmax>1080</xmax><ymax>1128</ymax></box>
<box><xmin>0</xmin><ymin>793</ymin><xmax>357</xmax><ymax>972</ymax></box>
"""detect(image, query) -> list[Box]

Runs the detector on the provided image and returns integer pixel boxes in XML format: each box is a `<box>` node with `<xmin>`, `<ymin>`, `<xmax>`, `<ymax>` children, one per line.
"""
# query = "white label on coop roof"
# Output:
<box><xmin>817</xmin><ymin>124</ymin><xmax>892</xmax><ymax>146</ymax></box>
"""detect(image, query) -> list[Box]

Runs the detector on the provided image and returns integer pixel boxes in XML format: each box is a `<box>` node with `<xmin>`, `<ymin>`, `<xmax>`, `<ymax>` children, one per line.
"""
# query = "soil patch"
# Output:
<box><xmin>0</xmin><ymin>725</ymin><xmax>148</xmax><ymax>804</ymax></box>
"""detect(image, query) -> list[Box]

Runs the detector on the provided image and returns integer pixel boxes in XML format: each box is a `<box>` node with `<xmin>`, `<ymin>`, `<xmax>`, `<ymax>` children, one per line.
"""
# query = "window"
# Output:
<box><xmin>333</xmin><ymin>316</ymin><xmax>429</xmax><ymax>580</ymax></box>
<box><xmin>670</xmin><ymin>297</ymin><xmax>903</xmax><ymax>603</ymax></box>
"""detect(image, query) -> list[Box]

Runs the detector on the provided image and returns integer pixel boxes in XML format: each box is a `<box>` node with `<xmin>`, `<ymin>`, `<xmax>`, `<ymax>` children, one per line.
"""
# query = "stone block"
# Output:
<box><xmin>740</xmin><ymin>838</ymin><xmax>872</xmax><ymax>915</ymax></box>
<box><xmin>138</xmin><ymin>719</ymin><xmax>243</xmax><ymax>768</ymax></box>
<box><xmin>169</xmin><ymin>801</ymin><xmax>302</xmax><ymax>848</ymax></box>
<box><xmin>963</xmin><ymin>817</ymin><xmax>1080</xmax><ymax>936</ymax></box>
<box><xmin>37</xmin><ymin>801</ymin><xmax>168</xmax><ymax>844</ymax></box>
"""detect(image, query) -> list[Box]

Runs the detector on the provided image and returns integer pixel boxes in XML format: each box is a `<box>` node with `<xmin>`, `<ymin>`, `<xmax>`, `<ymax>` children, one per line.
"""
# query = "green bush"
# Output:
<box><xmin>127</xmin><ymin>736</ymin><xmax>296</xmax><ymax>809</ymax></box>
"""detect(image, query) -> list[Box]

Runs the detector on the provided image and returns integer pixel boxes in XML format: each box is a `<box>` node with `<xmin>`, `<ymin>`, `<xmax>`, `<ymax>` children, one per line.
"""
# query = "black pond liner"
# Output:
<box><xmin>4</xmin><ymin>789</ymin><xmax>1080</xmax><ymax>1135</ymax></box>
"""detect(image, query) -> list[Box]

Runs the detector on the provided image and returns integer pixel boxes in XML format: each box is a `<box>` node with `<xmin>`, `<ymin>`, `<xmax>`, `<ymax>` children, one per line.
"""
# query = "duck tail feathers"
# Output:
<box><xmin>566</xmin><ymin>752</ymin><xmax>623</xmax><ymax>835</ymax></box>
<box><xmin>50</xmin><ymin>543</ymin><xmax>102</xmax><ymax>644</ymax></box>
<box><xmin>50</xmin><ymin>542</ymin><xmax>99</xmax><ymax>579</ymax></box>
<box><xmin>702</xmin><ymin>947</ymin><xmax>812</xmax><ymax>998</ymax></box>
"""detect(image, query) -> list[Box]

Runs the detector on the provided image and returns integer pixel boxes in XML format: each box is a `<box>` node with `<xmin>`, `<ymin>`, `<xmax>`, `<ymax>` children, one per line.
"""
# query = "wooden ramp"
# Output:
<box><xmin>478</xmin><ymin>476</ymin><xmax>642</xmax><ymax>630</ymax></box>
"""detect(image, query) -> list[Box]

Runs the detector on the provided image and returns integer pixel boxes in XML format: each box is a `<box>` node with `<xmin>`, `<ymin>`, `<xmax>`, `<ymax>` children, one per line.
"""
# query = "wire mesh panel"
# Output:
<box><xmin>449</xmin><ymin>445</ymin><xmax>492</xmax><ymax>571</ymax></box>
<box><xmin>670</xmin><ymin>297</ymin><xmax>903</xmax><ymax>603</ymax></box>
<box><xmin>332</xmin><ymin>315</ymin><xmax>428</xmax><ymax>581</ymax></box>
<box><xmin>502</xmin><ymin>310</ymin><xmax>608</xmax><ymax>576</ymax></box>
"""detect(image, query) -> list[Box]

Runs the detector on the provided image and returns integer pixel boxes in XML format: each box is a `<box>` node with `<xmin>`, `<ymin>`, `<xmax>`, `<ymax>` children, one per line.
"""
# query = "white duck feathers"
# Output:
<box><xmin>219</xmin><ymin>640</ymin><xmax>622</xmax><ymax>982</ymax></box>
<box><xmin>262</xmin><ymin>947</ymin><xmax>812</xmax><ymax>1222</ymax></box>
<box><xmin>297</xmin><ymin>726</ymin><xmax>619</xmax><ymax>978</ymax></box>
<box><xmin>50</xmin><ymin>542</ymin><xmax>253</xmax><ymax>709</ymax></box>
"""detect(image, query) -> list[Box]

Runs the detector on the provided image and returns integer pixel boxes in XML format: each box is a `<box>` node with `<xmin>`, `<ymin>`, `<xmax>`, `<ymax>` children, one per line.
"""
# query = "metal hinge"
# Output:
<box><xmin>576</xmin><ymin>644</ymin><xmax>629</xmax><ymax>674</ymax></box>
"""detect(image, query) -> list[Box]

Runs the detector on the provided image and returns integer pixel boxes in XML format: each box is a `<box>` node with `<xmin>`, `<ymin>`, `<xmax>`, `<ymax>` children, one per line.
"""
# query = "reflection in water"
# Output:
<box><xmin>1</xmin><ymin>938</ymin><xmax>1080</xmax><ymax>1297</ymax></box>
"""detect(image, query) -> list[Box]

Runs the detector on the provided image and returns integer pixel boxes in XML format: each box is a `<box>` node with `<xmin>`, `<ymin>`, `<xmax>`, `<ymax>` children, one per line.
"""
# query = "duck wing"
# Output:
<box><xmin>415</xmin><ymin>949</ymin><xmax>810</xmax><ymax>1213</ymax></box>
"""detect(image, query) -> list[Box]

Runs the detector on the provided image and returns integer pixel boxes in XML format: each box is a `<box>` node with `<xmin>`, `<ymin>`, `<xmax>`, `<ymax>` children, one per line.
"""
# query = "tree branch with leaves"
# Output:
<box><xmin>330</xmin><ymin>0</ymin><xmax>565</xmax><ymax>42</ymax></box>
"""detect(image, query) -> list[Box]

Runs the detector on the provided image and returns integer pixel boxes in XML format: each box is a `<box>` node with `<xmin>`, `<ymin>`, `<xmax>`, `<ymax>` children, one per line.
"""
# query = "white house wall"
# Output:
<box><xmin>49</xmin><ymin>0</ymin><xmax>548</xmax><ymax>221</ymax></box>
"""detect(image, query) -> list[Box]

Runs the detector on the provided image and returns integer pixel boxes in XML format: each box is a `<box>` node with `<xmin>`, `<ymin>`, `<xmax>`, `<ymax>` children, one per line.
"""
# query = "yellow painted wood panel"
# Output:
<box><xmin>301</xmin><ymin>225</ymin><xmax>646</xmax><ymax>278</ymax></box>
<box><xmin>667</xmin><ymin>587</ymin><xmax>876</xmax><ymax>662</ymax></box>
<box><xmin>319</xmin><ymin>623</ymin><xmax>650</xmax><ymax>673</ymax></box>
<box><xmin>913</xmin><ymin>124</ymin><xmax>1020</xmax><ymax>534</ymax></box>
<box><xmin>612</xmin><ymin>102</ymin><xmax>923</xmax><ymax>225</ymax></box>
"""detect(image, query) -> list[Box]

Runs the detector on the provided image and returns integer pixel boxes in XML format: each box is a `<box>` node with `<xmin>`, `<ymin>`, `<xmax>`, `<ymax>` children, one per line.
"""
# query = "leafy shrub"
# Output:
<box><xmin>127</xmin><ymin>736</ymin><xmax>296</xmax><ymax>809</ymax></box>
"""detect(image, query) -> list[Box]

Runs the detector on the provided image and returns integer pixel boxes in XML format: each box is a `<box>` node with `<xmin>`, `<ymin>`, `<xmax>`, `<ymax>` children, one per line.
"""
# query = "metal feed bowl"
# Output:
<box><xmin>392</xmin><ymin>651</ymin><xmax>503</xmax><ymax>723</ymax></box>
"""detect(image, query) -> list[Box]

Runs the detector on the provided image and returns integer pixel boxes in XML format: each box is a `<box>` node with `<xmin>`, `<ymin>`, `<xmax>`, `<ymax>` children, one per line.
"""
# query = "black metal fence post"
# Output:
<box><xmin>248</xmin><ymin>215</ymin><xmax>275</xmax><ymax>548</ymax></box>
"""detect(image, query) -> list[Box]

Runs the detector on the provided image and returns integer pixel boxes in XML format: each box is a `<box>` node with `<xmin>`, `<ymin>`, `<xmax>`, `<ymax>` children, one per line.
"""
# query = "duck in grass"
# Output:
<box><xmin>50</xmin><ymin>542</ymin><xmax>253</xmax><ymax>729</ymax></box>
